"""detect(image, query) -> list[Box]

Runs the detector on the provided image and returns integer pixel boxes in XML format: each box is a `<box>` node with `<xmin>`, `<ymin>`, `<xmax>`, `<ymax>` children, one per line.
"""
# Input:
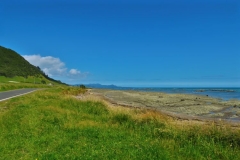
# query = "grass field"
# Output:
<box><xmin>0</xmin><ymin>87</ymin><xmax>240</xmax><ymax>159</ymax></box>
<box><xmin>0</xmin><ymin>83</ymin><xmax>52</xmax><ymax>92</ymax></box>
<box><xmin>0</xmin><ymin>76</ymin><xmax>51</xmax><ymax>84</ymax></box>
<box><xmin>0</xmin><ymin>76</ymin><xmax>62</xmax><ymax>92</ymax></box>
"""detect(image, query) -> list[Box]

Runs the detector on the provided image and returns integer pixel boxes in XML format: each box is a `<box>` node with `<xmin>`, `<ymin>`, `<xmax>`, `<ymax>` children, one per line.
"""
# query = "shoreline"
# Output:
<box><xmin>86</xmin><ymin>88</ymin><xmax>240</xmax><ymax>125</ymax></box>
<box><xmin>83</xmin><ymin>86</ymin><xmax>240</xmax><ymax>101</ymax></box>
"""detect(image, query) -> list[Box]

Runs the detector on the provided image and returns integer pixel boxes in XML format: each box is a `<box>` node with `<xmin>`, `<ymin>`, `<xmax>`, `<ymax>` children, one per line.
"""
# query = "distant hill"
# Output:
<box><xmin>0</xmin><ymin>45</ymin><xmax>66</xmax><ymax>85</ymax></box>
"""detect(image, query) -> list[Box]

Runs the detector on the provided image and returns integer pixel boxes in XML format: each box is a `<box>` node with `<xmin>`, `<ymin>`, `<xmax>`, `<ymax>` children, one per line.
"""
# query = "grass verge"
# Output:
<box><xmin>0</xmin><ymin>83</ymin><xmax>51</xmax><ymax>92</ymax></box>
<box><xmin>0</xmin><ymin>76</ymin><xmax>67</xmax><ymax>92</ymax></box>
<box><xmin>0</xmin><ymin>87</ymin><xmax>240</xmax><ymax>159</ymax></box>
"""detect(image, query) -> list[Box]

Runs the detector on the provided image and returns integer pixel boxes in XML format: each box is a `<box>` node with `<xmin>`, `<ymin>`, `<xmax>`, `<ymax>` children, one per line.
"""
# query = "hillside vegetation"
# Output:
<box><xmin>0</xmin><ymin>46</ymin><xmax>66</xmax><ymax>85</ymax></box>
<box><xmin>0</xmin><ymin>46</ymin><xmax>43</xmax><ymax>77</ymax></box>
<box><xmin>0</xmin><ymin>87</ymin><xmax>240</xmax><ymax>159</ymax></box>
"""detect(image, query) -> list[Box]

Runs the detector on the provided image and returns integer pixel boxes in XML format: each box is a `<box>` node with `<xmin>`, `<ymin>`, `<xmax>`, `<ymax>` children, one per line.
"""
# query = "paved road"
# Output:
<box><xmin>0</xmin><ymin>88</ymin><xmax>38</xmax><ymax>102</ymax></box>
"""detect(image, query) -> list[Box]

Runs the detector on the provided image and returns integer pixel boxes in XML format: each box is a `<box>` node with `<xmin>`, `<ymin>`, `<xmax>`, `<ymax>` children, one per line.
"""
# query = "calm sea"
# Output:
<box><xmin>112</xmin><ymin>87</ymin><xmax>240</xmax><ymax>101</ymax></box>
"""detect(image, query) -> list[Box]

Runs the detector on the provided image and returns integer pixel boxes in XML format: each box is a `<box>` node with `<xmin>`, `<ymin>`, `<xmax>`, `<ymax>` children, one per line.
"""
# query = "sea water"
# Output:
<box><xmin>114</xmin><ymin>87</ymin><xmax>240</xmax><ymax>101</ymax></box>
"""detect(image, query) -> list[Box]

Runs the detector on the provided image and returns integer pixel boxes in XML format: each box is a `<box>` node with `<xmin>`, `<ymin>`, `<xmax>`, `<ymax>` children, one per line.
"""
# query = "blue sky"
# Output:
<box><xmin>1</xmin><ymin>0</ymin><xmax>240</xmax><ymax>87</ymax></box>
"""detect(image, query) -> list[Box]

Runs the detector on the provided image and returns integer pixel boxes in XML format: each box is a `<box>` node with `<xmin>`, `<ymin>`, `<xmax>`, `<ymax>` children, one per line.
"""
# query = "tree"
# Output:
<box><xmin>79</xmin><ymin>85</ymin><xmax>86</xmax><ymax>89</ymax></box>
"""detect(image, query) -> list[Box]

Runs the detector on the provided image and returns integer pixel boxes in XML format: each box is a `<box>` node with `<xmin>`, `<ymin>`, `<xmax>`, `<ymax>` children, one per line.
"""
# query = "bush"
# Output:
<box><xmin>79</xmin><ymin>85</ymin><xmax>86</xmax><ymax>89</ymax></box>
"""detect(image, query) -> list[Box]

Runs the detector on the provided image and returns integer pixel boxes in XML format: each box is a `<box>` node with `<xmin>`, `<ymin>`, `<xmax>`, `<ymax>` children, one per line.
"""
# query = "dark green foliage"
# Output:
<box><xmin>41</xmin><ymin>80</ymin><xmax>46</xmax><ymax>84</ymax></box>
<box><xmin>79</xmin><ymin>84</ymin><xmax>86</xmax><ymax>89</ymax></box>
<box><xmin>0</xmin><ymin>46</ymin><xmax>42</xmax><ymax>77</ymax></box>
<box><xmin>0</xmin><ymin>45</ymin><xmax>67</xmax><ymax>85</ymax></box>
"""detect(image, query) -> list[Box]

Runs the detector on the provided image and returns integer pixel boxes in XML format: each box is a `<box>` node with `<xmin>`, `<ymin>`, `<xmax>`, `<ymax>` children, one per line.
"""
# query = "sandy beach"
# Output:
<box><xmin>88</xmin><ymin>89</ymin><xmax>240</xmax><ymax>122</ymax></box>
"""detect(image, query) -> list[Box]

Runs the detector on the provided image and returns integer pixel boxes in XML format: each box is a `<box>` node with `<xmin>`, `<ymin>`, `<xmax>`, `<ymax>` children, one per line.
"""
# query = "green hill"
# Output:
<box><xmin>0</xmin><ymin>46</ymin><xmax>44</xmax><ymax>77</ymax></box>
<box><xmin>0</xmin><ymin>45</ymin><xmax>65</xmax><ymax>85</ymax></box>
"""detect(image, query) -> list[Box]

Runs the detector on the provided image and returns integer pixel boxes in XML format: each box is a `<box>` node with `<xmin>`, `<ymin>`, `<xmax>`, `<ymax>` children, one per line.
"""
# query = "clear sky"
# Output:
<box><xmin>1</xmin><ymin>0</ymin><xmax>240</xmax><ymax>87</ymax></box>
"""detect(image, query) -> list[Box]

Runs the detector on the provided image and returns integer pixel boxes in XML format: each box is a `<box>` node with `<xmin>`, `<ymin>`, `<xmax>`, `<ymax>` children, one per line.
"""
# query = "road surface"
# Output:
<box><xmin>0</xmin><ymin>89</ymin><xmax>38</xmax><ymax>102</ymax></box>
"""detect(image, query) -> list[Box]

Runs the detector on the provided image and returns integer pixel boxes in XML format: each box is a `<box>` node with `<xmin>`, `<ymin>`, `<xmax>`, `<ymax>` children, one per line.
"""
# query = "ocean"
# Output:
<box><xmin>107</xmin><ymin>87</ymin><xmax>240</xmax><ymax>101</ymax></box>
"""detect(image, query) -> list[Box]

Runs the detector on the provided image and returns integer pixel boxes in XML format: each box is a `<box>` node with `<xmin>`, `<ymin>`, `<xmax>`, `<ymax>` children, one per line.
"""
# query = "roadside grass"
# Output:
<box><xmin>0</xmin><ymin>76</ymin><xmax>69</xmax><ymax>94</ymax></box>
<box><xmin>0</xmin><ymin>83</ymin><xmax>51</xmax><ymax>92</ymax></box>
<box><xmin>0</xmin><ymin>75</ymin><xmax>51</xmax><ymax>84</ymax></box>
<box><xmin>61</xmin><ymin>86</ymin><xmax>87</xmax><ymax>95</ymax></box>
<box><xmin>0</xmin><ymin>76</ymin><xmax>64</xmax><ymax>92</ymax></box>
<box><xmin>0</xmin><ymin>88</ymin><xmax>240</xmax><ymax>159</ymax></box>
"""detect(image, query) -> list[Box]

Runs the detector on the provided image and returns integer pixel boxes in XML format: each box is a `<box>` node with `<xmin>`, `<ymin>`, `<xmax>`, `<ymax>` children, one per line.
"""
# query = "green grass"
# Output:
<box><xmin>0</xmin><ymin>75</ymin><xmax>45</xmax><ymax>84</ymax></box>
<box><xmin>0</xmin><ymin>75</ymin><xmax>55</xmax><ymax>84</ymax></box>
<box><xmin>0</xmin><ymin>76</ymin><xmax>67</xmax><ymax>92</ymax></box>
<box><xmin>0</xmin><ymin>87</ymin><xmax>240</xmax><ymax>159</ymax></box>
<box><xmin>0</xmin><ymin>83</ymin><xmax>50</xmax><ymax>92</ymax></box>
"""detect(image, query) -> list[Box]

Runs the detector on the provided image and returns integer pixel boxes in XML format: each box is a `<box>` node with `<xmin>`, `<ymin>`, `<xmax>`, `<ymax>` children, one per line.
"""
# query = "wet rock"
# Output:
<box><xmin>196</xmin><ymin>89</ymin><xmax>205</xmax><ymax>92</ymax></box>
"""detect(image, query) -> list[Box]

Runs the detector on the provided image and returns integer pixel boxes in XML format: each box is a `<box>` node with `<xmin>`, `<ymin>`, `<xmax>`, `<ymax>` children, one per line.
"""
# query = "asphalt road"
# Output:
<box><xmin>0</xmin><ymin>88</ymin><xmax>38</xmax><ymax>102</ymax></box>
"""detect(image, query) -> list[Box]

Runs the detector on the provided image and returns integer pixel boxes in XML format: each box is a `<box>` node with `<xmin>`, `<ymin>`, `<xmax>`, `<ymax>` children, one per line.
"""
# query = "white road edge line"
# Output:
<box><xmin>0</xmin><ymin>90</ymin><xmax>37</xmax><ymax>102</ymax></box>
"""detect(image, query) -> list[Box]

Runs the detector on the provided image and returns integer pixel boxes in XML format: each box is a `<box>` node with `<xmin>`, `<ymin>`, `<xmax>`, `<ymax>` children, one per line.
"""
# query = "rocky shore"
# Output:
<box><xmin>89</xmin><ymin>89</ymin><xmax>240</xmax><ymax>122</ymax></box>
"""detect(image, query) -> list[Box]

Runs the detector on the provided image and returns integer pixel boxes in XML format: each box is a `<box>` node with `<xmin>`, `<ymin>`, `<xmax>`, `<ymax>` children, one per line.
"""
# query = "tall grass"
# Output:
<box><xmin>0</xmin><ymin>88</ymin><xmax>239</xmax><ymax>159</ymax></box>
<box><xmin>0</xmin><ymin>83</ymin><xmax>51</xmax><ymax>91</ymax></box>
